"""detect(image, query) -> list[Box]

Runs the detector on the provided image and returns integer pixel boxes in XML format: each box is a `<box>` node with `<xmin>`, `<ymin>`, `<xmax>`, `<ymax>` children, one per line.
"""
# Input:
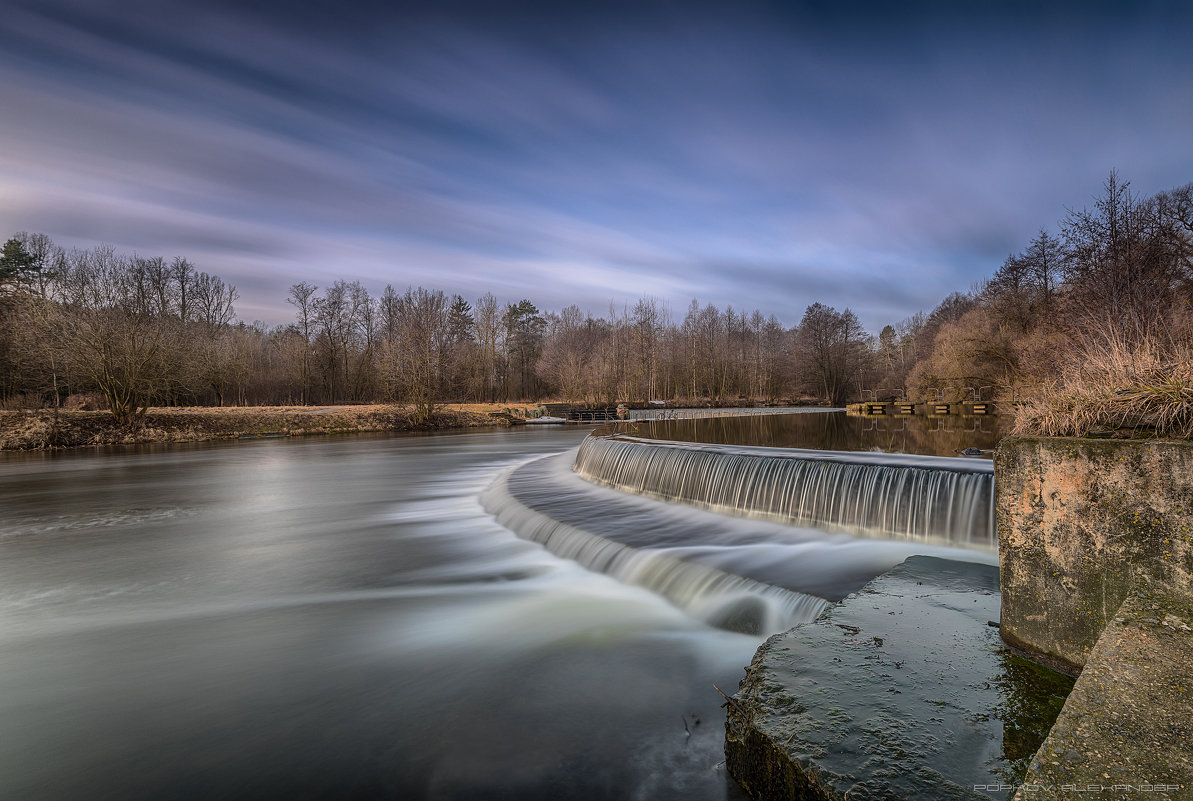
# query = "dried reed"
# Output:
<box><xmin>1012</xmin><ymin>321</ymin><xmax>1193</xmax><ymax>438</ymax></box>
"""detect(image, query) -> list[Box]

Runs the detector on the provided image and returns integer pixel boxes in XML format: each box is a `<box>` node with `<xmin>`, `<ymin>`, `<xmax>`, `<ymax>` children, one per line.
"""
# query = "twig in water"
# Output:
<box><xmin>713</xmin><ymin>683</ymin><xmax>744</xmax><ymax>713</ymax></box>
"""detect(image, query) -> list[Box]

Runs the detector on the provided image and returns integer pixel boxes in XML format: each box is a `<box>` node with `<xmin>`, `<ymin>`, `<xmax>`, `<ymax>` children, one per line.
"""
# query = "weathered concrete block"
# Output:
<box><xmin>996</xmin><ymin>437</ymin><xmax>1193</xmax><ymax>674</ymax></box>
<box><xmin>1016</xmin><ymin>591</ymin><xmax>1193</xmax><ymax>800</ymax></box>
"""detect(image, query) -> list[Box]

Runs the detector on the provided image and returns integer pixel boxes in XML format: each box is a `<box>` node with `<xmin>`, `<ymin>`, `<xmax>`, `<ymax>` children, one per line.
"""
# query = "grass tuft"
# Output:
<box><xmin>1013</xmin><ymin>326</ymin><xmax>1193</xmax><ymax>439</ymax></box>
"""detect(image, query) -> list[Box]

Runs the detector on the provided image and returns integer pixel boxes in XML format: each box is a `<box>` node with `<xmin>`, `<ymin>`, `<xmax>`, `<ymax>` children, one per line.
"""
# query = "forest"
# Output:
<box><xmin>1</xmin><ymin>172</ymin><xmax>1191</xmax><ymax>434</ymax></box>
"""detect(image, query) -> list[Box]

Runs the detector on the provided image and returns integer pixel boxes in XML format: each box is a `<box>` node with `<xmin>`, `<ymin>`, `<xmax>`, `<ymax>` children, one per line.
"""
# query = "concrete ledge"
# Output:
<box><xmin>1016</xmin><ymin>592</ymin><xmax>1192</xmax><ymax>800</ymax></box>
<box><xmin>996</xmin><ymin>437</ymin><xmax>1193</xmax><ymax>673</ymax></box>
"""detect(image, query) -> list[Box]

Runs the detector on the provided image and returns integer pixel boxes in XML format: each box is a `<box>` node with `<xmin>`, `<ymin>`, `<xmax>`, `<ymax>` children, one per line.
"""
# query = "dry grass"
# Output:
<box><xmin>0</xmin><ymin>404</ymin><xmax>511</xmax><ymax>450</ymax></box>
<box><xmin>441</xmin><ymin>402</ymin><xmax>539</xmax><ymax>415</ymax></box>
<box><xmin>1013</xmin><ymin>328</ymin><xmax>1193</xmax><ymax>439</ymax></box>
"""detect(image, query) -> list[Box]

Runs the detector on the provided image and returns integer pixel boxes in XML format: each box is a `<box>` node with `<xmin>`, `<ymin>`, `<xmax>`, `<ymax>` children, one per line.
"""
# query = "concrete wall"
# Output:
<box><xmin>996</xmin><ymin>437</ymin><xmax>1193</xmax><ymax>674</ymax></box>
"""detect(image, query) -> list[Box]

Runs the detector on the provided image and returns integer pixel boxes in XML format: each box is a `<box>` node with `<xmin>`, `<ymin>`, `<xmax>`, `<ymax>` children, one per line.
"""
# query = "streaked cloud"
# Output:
<box><xmin>1</xmin><ymin>0</ymin><xmax>1190</xmax><ymax>329</ymax></box>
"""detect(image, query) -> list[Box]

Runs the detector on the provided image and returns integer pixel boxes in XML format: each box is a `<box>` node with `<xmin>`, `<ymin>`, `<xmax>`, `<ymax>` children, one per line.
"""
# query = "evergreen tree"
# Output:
<box><xmin>0</xmin><ymin>238</ymin><xmax>37</xmax><ymax>291</ymax></box>
<box><xmin>447</xmin><ymin>295</ymin><xmax>475</xmax><ymax>344</ymax></box>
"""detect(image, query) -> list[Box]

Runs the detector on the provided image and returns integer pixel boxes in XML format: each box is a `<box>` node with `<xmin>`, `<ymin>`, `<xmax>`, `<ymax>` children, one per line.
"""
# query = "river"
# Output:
<box><xmin>0</xmin><ymin>420</ymin><xmax>995</xmax><ymax>800</ymax></box>
<box><xmin>0</xmin><ymin>427</ymin><xmax>769</xmax><ymax>800</ymax></box>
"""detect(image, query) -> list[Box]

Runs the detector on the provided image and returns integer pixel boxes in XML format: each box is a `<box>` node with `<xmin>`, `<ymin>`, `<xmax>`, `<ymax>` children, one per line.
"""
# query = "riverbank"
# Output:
<box><xmin>0</xmin><ymin>403</ymin><xmax>514</xmax><ymax>450</ymax></box>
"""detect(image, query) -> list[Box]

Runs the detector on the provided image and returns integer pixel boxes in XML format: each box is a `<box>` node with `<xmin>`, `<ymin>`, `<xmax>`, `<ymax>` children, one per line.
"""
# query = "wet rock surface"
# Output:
<box><xmin>1017</xmin><ymin>591</ymin><xmax>1192</xmax><ymax>801</ymax></box>
<box><xmin>725</xmin><ymin>556</ymin><xmax>1073</xmax><ymax>800</ymax></box>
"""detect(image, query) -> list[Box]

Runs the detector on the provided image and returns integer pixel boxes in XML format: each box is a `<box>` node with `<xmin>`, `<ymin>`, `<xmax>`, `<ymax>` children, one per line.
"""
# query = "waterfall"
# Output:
<box><xmin>573</xmin><ymin>434</ymin><xmax>994</xmax><ymax>548</ymax></box>
<box><xmin>482</xmin><ymin>457</ymin><xmax>829</xmax><ymax>636</ymax></box>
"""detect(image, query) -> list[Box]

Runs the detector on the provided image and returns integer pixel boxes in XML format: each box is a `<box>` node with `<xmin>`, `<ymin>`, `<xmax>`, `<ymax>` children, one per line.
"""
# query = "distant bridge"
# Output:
<box><xmin>851</xmin><ymin>402</ymin><xmax>996</xmax><ymax>416</ymax></box>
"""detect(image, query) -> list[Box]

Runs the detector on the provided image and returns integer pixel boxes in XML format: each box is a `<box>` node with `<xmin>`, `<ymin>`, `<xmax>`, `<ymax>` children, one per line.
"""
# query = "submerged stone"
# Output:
<box><xmin>724</xmin><ymin>556</ymin><xmax>1073</xmax><ymax>800</ymax></box>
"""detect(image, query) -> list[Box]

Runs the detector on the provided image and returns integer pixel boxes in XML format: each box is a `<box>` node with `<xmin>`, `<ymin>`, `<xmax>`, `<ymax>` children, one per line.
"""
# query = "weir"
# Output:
<box><xmin>574</xmin><ymin>434</ymin><xmax>995</xmax><ymax>549</ymax></box>
<box><xmin>482</xmin><ymin>440</ymin><xmax>998</xmax><ymax>636</ymax></box>
<box><xmin>482</xmin><ymin>454</ymin><xmax>829</xmax><ymax>634</ymax></box>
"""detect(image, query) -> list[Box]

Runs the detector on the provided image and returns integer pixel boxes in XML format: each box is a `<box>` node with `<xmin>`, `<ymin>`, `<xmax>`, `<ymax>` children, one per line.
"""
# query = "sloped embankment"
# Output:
<box><xmin>0</xmin><ymin>405</ymin><xmax>507</xmax><ymax>450</ymax></box>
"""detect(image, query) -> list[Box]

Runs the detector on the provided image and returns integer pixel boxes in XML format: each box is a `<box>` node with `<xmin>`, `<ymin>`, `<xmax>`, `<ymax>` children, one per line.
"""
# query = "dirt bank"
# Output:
<box><xmin>0</xmin><ymin>404</ymin><xmax>512</xmax><ymax>450</ymax></box>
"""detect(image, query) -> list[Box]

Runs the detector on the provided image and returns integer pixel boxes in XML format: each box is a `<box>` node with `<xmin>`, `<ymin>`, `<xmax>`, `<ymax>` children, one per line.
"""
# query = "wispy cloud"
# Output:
<box><xmin>1</xmin><ymin>0</ymin><xmax>1190</xmax><ymax>329</ymax></box>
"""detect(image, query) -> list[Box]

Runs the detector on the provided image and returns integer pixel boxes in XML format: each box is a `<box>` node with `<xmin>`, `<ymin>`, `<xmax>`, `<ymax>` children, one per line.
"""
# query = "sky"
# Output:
<box><xmin>1</xmin><ymin>0</ymin><xmax>1191</xmax><ymax>329</ymax></box>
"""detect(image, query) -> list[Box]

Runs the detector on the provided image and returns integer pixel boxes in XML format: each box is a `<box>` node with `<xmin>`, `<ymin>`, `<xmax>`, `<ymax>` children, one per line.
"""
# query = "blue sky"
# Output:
<box><xmin>1</xmin><ymin>0</ymin><xmax>1190</xmax><ymax>328</ymax></box>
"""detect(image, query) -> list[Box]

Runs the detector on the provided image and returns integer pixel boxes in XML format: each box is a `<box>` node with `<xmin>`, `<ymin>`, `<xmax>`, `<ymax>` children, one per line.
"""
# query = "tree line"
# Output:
<box><xmin>0</xmin><ymin>237</ymin><xmax>865</xmax><ymax>420</ymax></box>
<box><xmin>2</xmin><ymin>171</ymin><xmax>1190</xmax><ymax>422</ymax></box>
<box><xmin>883</xmin><ymin>172</ymin><xmax>1193</xmax><ymax>404</ymax></box>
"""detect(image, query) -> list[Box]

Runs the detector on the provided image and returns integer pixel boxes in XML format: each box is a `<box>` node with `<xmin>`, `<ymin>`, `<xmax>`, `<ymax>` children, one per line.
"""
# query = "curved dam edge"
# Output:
<box><xmin>597</xmin><ymin>433</ymin><xmax>995</xmax><ymax>473</ymax></box>
<box><xmin>480</xmin><ymin>451</ymin><xmax>830</xmax><ymax>634</ymax></box>
<box><xmin>481</xmin><ymin>450</ymin><xmax>997</xmax><ymax>633</ymax></box>
<box><xmin>574</xmin><ymin>434</ymin><xmax>996</xmax><ymax>550</ymax></box>
<box><xmin>724</xmin><ymin>556</ymin><xmax>1074</xmax><ymax>801</ymax></box>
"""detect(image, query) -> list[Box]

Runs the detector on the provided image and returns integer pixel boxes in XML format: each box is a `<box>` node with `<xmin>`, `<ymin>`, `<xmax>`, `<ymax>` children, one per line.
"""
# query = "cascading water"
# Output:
<box><xmin>573</xmin><ymin>434</ymin><xmax>995</xmax><ymax>549</ymax></box>
<box><xmin>482</xmin><ymin>443</ymin><xmax>998</xmax><ymax>638</ymax></box>
<box><xmin>482</xmin><ymin>458</ymin><xmax>829</xmax><ymax>635</ymax></box>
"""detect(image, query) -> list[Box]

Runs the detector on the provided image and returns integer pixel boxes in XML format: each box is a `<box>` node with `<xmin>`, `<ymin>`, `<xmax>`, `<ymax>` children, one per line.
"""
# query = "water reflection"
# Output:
<box><xmin>624</xmin><ymin>411</ymin><xmax>1006</xmax><ymax>458</ymax></box>
<box><xmin>991</xmin><ymin>654</ymin><xmax>1075</xmax><ymax>782</ymax></box>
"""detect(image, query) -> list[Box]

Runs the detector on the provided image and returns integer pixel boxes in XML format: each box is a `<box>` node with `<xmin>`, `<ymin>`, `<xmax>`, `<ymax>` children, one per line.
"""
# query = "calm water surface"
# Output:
<box><xmin>0</xmin><ymin>429</ymin><xmax>760</xmax><ymax>801</ymax></box>
<box><xmin>637</xmin><ymin>410</ymin><xmax>1005</xmax><ymax>457</ymax></box>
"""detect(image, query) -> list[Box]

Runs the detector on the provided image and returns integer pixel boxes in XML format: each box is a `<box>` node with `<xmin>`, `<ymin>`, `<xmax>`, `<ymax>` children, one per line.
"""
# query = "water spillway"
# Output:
<box><xmin>482</xmin><ymin>453</ymin><xmax>830</xmax><ymax>635</ymax></box>
<box><xmin>574</xmin><ymin>434</ymin><xmax>995</xmax><ymax>549</ymax></box>
<box><xmin>483</xmin><ymin>448</ymin><xmax>997</xmax><ymax>636</ymax></box>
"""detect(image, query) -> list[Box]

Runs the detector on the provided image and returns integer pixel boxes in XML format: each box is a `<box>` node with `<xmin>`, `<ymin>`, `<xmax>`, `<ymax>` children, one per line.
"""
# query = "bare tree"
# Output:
<box><xmin>538</xmin><ymin>305</ymin><xmax>593</xmax><ymax>402</ymax></box>
<box><xmin>287</xmin><ymin>282</ymin><xmax>318</xmax><ymax>404</ymax></box>
<box><xmin>47</xmin><ymin>246</ymin><xmax>187</xmax><ymax>423</ymax></box>
<box><xmin>473</xmin><ymin>292</ymin><xmax>502</xmax><ymax>402</ymax></box>
<box><xmin>382</xmin><ymin>287</ymin><xmax>448</xmax><ymax>422</ymax></box>
<box><xmin>171</xmin><ymin>257</ymin><xmax>196</xmax><ymax>324</ymax></box>
<box><xmin>630</xmin><ymin>297</ymin><xmax>665</xmax><ymax>401</ymax></box>
<box><xmin>194</xmin><ymin>272</ymin><xmax>238</xmax><ymax>328</ymax></box>
<box><xmin>794</xmin><ymin>303</ymin><xmax>868</xmax><ymax>406</ymax></box>
<box><xmin>1061</xmin><ymin>171</ymin><xmax>1191</xmax><ymax>333</ymax></box>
